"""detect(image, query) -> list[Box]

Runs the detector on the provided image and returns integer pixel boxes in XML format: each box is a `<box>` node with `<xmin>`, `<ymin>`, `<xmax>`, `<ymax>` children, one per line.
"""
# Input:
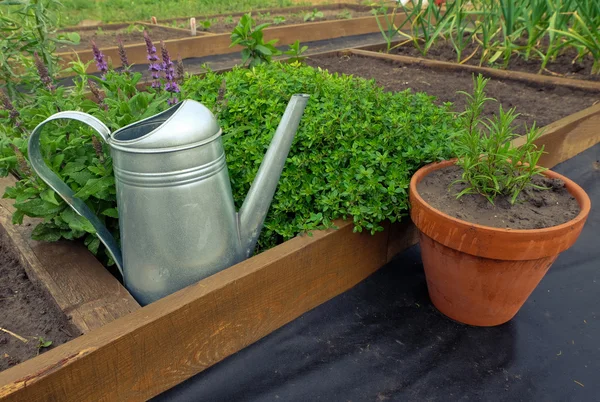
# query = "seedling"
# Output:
<box><xmin>272</xmin><ymin>16</ymin><xmax>286</xmax><ymax>25</ymax></box>
<box><xmin>337</xmin><ymin>10</ymin><xmax>352</xmax><ymax>20</ymax></box>
<box><xmin>37</xmin><ymin>337</ymin><xmax>53</xmax><ymax>354</ymax></box>
<box><xmin>303</xmin><ymin>9</ymin><xmax>324</xmax><ymax>22</ymax></box>
<box><xmin>284</xmin><ymin>40</ymin><xmax>308</xmax><ymax>63</ymax></box>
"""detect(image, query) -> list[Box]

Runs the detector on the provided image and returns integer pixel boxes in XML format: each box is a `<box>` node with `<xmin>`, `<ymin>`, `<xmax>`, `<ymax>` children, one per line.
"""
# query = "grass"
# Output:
<box><xmin>58</xmin><ymin>0</ymin><xmax>303</xmax><ymax>27</ymax></box>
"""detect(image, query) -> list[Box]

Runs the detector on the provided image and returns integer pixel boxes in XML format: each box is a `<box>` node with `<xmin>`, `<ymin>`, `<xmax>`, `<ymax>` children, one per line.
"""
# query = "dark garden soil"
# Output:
<box><xmin>0</xmin><ymin>237</ymin><xmax>78</xmax><ymax>373</ymax></box>
<box><xmin>167</xmin><ymin>7</ymin><xmax>376</xmax><ymax>34</ymax></box>
<box><xmin>390</xmin><ymin>40</ymin><xmax>600</xmax><ymax>82</ymax></box>
<box><xmin>306</xmin><ymin>54</ymin><xmax>600</xmax><ymax>129</ymax></box>
<box><xmin>56</xmin><ymin>25</ymin><xmax>191</xmax><ymax>52</ymax></box>
<box><xmin>417</xmin><ymin>165</ymin><xmax>579</xmax><ymax>230</ymax></box>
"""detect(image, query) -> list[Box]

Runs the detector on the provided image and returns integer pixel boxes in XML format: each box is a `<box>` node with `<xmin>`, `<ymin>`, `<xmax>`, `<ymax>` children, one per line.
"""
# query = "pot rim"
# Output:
<box><xmin>410</xmin><ymin>159</ymin><xmax>591</xmax><ymax>235</ymax></box>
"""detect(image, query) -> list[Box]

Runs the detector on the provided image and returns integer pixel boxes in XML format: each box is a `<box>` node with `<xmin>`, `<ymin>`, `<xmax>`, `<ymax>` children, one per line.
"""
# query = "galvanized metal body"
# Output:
<box><xmin>28</xmin><ymin>95</ymin><xmax>308</xmax><ymax>305</ymax></box>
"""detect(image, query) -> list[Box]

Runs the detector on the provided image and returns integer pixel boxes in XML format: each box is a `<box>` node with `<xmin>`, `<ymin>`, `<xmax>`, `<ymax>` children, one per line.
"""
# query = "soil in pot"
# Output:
<box><xmin>0</xmin><ymin>237</ymin><xmax>79</xmax><ymax>372</ymax></box>
<box><xmin>417</xmin><ymin>165</ymin><xmax>580</xmax><ymax>230</ymax></box>
<box><xmin>56</xmin><ymin>25</ymin><xmax>191</xmax><ymax>52</ymax></box>
<box><xmin>389</xmin><ymin>39</ymin><xmax>600</xmax><ymax>82</ymax></box>
<box><xmin>305</xmin><ymin>54</ymin><xmax>600</xmax><ymax>129</ymax></box>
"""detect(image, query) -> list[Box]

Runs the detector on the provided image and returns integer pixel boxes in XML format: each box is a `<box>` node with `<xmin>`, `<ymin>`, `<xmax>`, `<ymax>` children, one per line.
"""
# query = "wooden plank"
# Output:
<box><xmin>511</xmin><ymin>103</ymin><xmax>600</xmax><ymax>168</ymax></box>
<box><xmin>0</xmin><ymin>176</ymin><xmax>140</xmax><ymax>335</ymax></box>
<box><xmin>58</xmin><ymin>14</ymin><xmax>407</xmax><ymax>73</ymax></box>
<box><xmin>0</xmin><ymin>219</ymin><xmax>391</xmax><ymax>401</ymax></box>
<box><xmin>348</xmin><ymin>48</ymin><xmax>600</xmax><ymax>93</ymax></box>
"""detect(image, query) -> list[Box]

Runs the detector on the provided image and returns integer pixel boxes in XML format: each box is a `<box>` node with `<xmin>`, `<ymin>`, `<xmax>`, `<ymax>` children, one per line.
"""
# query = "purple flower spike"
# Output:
<box><xmin>117</xmin><ymin>35</ymin><xmax>130</xmax><ymax>70</ymax></box>
<box><xmin>33</xmin><ymin>52</ymin><xmax>55</xmax><ymax>92</ymax></box>
<box><xmin>0</xmin><ymin>89</ymin><xmax>20</xmax><ymax>122</ymax></box>
<box><xmin>144</xmin><ymin>31</ymin><xmax>162</xmax><ymax>89</ymax></box>
<box><xmin>161</xmin><ymin>41</ymin><xmax>180</xmax><ymax>105</ymax></box>
<box><xmin>91</xmin><ymin>40</ymin><xmax>108</xmax><ymax>78</ymax></box>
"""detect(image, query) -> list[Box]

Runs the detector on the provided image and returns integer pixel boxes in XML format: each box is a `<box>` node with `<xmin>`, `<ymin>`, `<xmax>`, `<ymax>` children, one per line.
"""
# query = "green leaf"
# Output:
<box><xmin>60</xmin><ymin>208</ymin><xmax>96</xmax><ymax>234</ymax></box>
<box><xmin>40</xmin><ymin>189</ymin><xmax>60</xmax><ymax>206</ymax></box>
<box><xmin>101</xmin><ymin>208</ymin><xmax>119</xmax><ymax>218</ymax></box>
<box><xmin>255</xmin><ymin>44</ymin><xmax>272</xmax><ymax>56</ymax></box>
<box><xmin>14</xmin><ymin>198</ymin><xmax>64</xmax><ymax>217</ymax></box>
<box><xmin>73</xmin><ymin>176</ymin><xmax>115</xmax><ymax>200</ymax></box>
<box><xmin>31</xmin><ymin>223</ymin><xmax>62</xmax><ymax>242</ymax></box>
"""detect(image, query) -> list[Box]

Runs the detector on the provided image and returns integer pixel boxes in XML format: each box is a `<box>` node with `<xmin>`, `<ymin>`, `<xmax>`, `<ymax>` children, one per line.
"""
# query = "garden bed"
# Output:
<box><xmin>306</xmin><ymin>52</ymin><xmax>600</xmax><ymax>128</ymax></box>
<box><xmin>56</xmin><ymin>11</ymin><xmax>408</xmax><ymax>73</ymax></box>
<box><xmin>388</xmin><ymin>40</ymin><xmax>600</xmax><ymax>82</ymax></box>
<box><xmin>56</xmin><ymin>23</ymin><xmax>204</xmax><ymax>52</ymax></box>
<box><xmin>160</xmin><ymin>4</ymin><xmax>377</xmax><ymax>34</ymax></box>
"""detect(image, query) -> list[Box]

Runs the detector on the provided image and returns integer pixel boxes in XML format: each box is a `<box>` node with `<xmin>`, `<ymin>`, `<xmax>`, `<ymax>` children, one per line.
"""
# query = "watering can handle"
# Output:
<box><xmin>28</xmin><ymin>111</ymin><xmax>124</xmax><ymax>277</ymax></box>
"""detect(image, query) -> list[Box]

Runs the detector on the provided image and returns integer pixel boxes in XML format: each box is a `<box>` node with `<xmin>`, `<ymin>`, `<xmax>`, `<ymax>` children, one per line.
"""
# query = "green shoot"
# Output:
<box><xmin>453</xmin><ymin>74</ymin><xmax>547</xmax><ymax>205</ymax></box>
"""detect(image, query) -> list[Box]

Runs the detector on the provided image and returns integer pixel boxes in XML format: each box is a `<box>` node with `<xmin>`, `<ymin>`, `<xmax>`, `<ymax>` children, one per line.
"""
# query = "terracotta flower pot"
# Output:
<box><xmin>409</xmin><ymin>160</ymin><xmax>591</xmax><ymax>326</ymax></box>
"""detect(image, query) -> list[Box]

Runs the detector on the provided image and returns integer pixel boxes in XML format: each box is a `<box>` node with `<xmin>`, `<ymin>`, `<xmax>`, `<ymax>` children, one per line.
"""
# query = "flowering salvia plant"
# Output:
<box><xmin>160</xmin><ymin>41</ymin><xmax>180</xmax><ymax>105</ymax></box>
<box><xmin>144</xmin><ymin>30</ymin><xmax>162</xmax><ymax>88</ymax></box>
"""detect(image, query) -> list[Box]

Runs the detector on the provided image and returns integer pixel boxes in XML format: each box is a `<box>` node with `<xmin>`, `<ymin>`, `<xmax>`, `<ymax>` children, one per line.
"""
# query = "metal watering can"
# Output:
<box><xmin>28</xmin><ymin>95</ymin><xmax>309</xmax><ymax>305</ymax></box>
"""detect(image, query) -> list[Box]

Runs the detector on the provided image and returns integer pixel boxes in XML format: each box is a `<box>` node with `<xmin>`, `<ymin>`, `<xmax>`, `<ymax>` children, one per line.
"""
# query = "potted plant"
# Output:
<box><xmin>409</xmin><ymin>74</ymin><xmax>591</xmax><ymax>326</ymax></box>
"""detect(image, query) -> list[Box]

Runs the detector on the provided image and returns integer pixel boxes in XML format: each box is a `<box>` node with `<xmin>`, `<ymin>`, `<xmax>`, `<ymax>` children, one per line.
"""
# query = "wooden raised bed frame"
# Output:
<box><xmin>1</xmin><ymin>49</ymin><xmax>600</xmax><ymax>401</ymax></box>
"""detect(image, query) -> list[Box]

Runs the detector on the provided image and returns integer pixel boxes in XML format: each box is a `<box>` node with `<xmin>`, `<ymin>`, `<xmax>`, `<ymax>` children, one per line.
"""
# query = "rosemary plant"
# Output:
<box><xmin>453</xmin><ymin>74</ymin><xmax>547</xmax><ymax>205</ymax></box>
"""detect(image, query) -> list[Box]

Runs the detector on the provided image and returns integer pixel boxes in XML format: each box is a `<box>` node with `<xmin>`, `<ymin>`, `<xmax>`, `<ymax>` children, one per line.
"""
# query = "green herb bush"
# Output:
<box><xmin>1</xmin><ymin>62</ymin><xmax>459</xmax><ymax>260</ymax></box>
<box><xmin>453</xmin><ymin>74</ymin><xmax>546</xmax><ymax>204</ymax></box>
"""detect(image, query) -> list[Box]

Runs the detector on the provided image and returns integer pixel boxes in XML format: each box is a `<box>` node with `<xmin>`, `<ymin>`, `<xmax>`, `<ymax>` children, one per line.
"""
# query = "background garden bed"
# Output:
<box><xmin>159</xmin><ymin>3</ymin><xmax>377</xmax><ymax>33</ymax></box>
<box><xmin>306</xmin><ymin>52</ymin><xmax>600</xmax><ymax>128</ymax></box>
<box><xmin>56</xmin><ymin>22</ymin><xmax>205</xmax><ymax>52</ymax></box>
<box><xmin>56</xmin><ymin>12</ymin><xmax>408</xmax><ymax>73</ymax></box>
<box><xmin>387</xmin><ymin>40</ymin><xmax>600</xmax><ymax>82</ymax></box>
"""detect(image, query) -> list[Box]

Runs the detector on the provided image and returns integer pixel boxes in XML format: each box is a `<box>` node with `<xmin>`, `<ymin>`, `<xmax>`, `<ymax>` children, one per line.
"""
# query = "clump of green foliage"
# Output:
<box><xmin>230</xmin><ymin>13</ymin><xmax>309</xmax><ymax>67</ymax></box>
<box><xmin>453</xmin><ymin>74</ymin><xmax>546</xmax><ymax>204</ymax></box>
<box><xmin>373</xmin><ymin>0</ymin><xmax>600</xmax><ymax>74</ymax></box>
<box><xmin>303</xmin><ymin>9</ymin><xmax>324</xmax><ymax>22</ymax></box>
<box><xmin>230</xmin><ymin>13</ymin><xmax>281</xmax><ymax>67</ymax></box>
<box><xmin>186</xmin><ymin>64</ymin><xmax>458</xmax><ymax>248</ymax></box>
<box><xmin>0</xmin><ymin>0</ymin><xmax>79</xmax><ymax>98</ymax></box>
<box><xmin>1</xmin><ymin>60</ymin><xmax>458</xmax><ymax>258</ymax></box>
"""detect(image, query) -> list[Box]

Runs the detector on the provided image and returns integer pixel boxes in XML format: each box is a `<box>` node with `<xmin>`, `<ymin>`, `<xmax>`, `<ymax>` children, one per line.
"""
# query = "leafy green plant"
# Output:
<box><xmin>125</xmin><ymin>23</ymin><xmax>144</xmax><ymax>34</ymax></box>
<box><xmin>230</xmin><ymin>13</ymin><xmax>281</xmax><ymax>67</ymax></box>
<box><xmin>448</xmin><ymin>0</ymin><xmax>478</xmax><ymax>63</ymax></box>
<box><xmin>284</xmin><ymin>40</ymin><xmax>308</xmax><ymax>63</ymax></box>
<box><xmin>453</xmin><ymin>74</ymin><xmax>546</xmax><ymax>204</ymax></box>
<box><xmin>553</xmin><ymin>4</ymin><xmax>600</xmax><ymax>74</ymax></box>
<box><xmin>272</xmin><ymin>16</ymin><xmax>286</xmax><ymax>25</ymax></box>
<box><xmin>0</xmin><ymin>0</ymin><xmax>79</xmax><ymax>98</ymax></box>
<box><xmin>371</xmin><ymin>4</ymin><xmax>416</xmax><ymax>53</ymax></box>
<box><xmin>303</xmin><ymin>9</ymin><xmax>324</xmax><ymax>22</ymax></box>
<box><xmin>336</xmin><ymin>10</ymin><xmax>352</xmax><ymax>20</ymax></box>
<box><xmin>199</xmin><ymin>18</ymin><xmax>216</xmax><ymax>31</ymax></box>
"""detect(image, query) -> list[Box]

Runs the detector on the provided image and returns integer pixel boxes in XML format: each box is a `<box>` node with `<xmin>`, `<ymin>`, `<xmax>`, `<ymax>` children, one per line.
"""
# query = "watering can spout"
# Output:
<box><xmin>237</xmin><ymin>94</ymin><xmax>309</xmax><ymax>257</ymax></box>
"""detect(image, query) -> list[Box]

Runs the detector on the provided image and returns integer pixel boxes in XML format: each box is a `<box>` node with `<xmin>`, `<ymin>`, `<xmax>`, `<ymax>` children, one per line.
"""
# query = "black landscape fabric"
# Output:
<box><xmin>157</xmin><ymin>143</ymin><xmax>599</xmax><ymax>402</ymax></box>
